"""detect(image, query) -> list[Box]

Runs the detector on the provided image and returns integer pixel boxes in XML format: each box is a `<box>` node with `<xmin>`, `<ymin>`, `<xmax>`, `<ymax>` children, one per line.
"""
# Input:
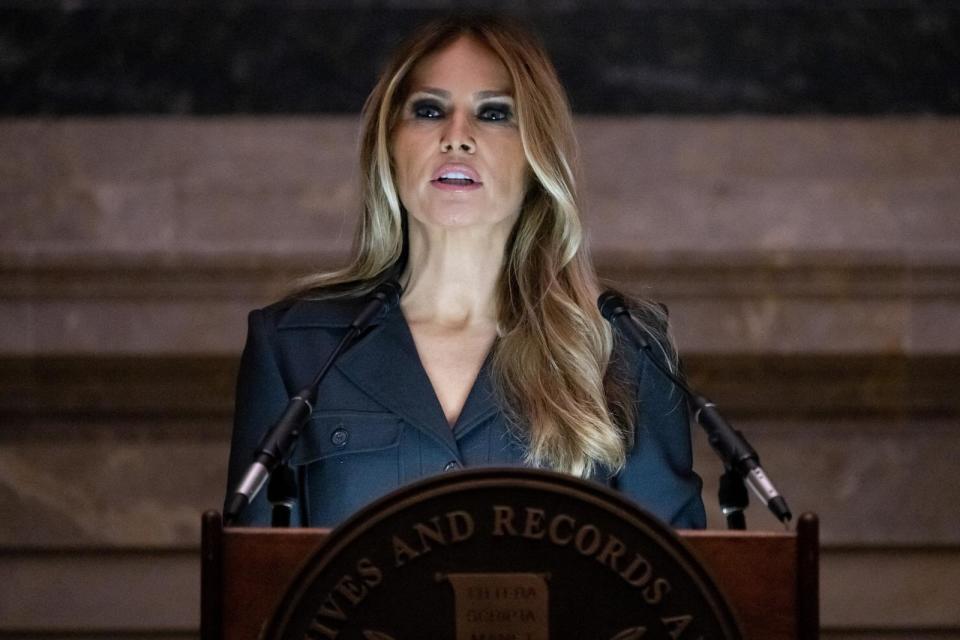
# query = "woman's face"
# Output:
<box><xmin>391</xmin><ymin>36</ymin><xmax>528</xmax><ymax>232</ymax></box>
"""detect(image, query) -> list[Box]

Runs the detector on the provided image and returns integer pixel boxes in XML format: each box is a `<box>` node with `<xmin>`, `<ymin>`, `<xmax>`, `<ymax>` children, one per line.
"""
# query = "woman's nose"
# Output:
<box><xmin>439</xmin><ymin>113</ymin><xmax>476</xmax><ymax>154</ymax></box>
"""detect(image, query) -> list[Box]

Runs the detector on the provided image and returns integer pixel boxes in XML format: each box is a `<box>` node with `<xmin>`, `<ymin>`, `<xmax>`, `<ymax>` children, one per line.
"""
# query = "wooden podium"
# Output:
<box><xmin>201</xmin><ymin>511</ymin><xmax>818</xmax><ymax>639</ymax></box>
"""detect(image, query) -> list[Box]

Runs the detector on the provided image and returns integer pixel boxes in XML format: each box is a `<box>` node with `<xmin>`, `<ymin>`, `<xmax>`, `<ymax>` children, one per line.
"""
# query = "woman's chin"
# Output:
<box><xmin>411</xmin><ymin>207</ymin><xmax>514</xmax><ymax>232</ymax></box>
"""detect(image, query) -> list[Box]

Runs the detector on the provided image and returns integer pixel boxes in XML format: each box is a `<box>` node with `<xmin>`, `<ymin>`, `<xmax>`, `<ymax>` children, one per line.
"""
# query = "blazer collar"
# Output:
<box><xmin>276</xmin><ymin>297</ymin><xmax>370</xmax><ymax>329</ymax></box>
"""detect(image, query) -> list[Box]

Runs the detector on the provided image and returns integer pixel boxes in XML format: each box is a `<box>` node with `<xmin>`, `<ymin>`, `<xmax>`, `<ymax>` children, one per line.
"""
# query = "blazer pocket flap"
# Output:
<box><xmin>291</xmin><ymin>412</ymin><xmax>402</xmax><ymax>464</ymax></box>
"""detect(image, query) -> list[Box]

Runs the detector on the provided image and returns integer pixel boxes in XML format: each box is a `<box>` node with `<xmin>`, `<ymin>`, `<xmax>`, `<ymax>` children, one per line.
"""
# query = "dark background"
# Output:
<box><xmin>2</xmin><ymin>0</ymin><xmax>959</xmax><ymax>115</ymax></box>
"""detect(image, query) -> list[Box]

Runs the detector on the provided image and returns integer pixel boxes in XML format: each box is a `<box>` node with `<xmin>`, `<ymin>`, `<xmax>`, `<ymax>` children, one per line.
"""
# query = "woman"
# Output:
<box><xmin>225</xmin><ymin>15</ymin><xmax>705</xmax><ymax>529</ymax></box>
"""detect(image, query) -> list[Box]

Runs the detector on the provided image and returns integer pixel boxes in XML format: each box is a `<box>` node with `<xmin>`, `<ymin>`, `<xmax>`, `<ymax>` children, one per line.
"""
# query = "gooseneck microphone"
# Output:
<box><xmin>224</xmin><ymin>280</ymin><xmax>403</xmax><ymax>525</ymax></box>
<box><xmin>598</xmin><ymin>291</ymin><xmax>792</xmax><ymax>526</ymax></box>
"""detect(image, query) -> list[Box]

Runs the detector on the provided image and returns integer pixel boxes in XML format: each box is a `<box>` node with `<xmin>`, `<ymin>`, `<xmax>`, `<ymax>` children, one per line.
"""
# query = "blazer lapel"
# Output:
<box><xmin>451</xmin><ymin>352</ymin><xmax>500</xmax><ymax>438</ymax></box>
<box><xmin>334</xmin><ymin>305</ymin><xmax>460</xmax><ymax>457</ymax></box>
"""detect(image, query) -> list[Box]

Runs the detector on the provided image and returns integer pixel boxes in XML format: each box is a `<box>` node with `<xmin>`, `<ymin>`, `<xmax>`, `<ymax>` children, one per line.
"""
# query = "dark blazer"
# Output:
<box><xmin>225</xmin><ymin>296</ymin><xmax>706</xmax><ymax>529</ymax></box>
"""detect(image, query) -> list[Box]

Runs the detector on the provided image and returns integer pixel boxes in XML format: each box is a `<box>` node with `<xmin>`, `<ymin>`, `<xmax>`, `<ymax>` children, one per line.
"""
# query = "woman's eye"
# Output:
<box><xmin>412</xmin><ymin>101</ymin><xmax>443</xmax><ymax>119</ymax></box>
<box><xmin>478</xmin><ymin>104</ymin><xmax>512</xmax><ymax>122</ymax></box>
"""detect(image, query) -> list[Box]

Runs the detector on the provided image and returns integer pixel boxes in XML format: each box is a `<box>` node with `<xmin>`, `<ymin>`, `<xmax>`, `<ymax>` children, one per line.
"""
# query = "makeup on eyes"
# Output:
<box><xmin>411</xmin><ymin>98</ymin><xmax>443</xmax><ymax>118</ymax></box>
<box><xmin>406</xmin><ymin>92</ymin><xmax>515</xmax><ymax>122</ymax></box>
<box><xmin>477</xmin><ymin>102</ymin><xmax>513</xmax><ymax>121</ymax></box>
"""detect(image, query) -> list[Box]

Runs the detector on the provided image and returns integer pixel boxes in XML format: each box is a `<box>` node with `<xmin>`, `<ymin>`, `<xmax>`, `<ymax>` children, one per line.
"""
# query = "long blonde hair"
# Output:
<box><xmin>296</xmin><ymin>15</ymin><xmax>663</xmax><ymax>477</ymax></box>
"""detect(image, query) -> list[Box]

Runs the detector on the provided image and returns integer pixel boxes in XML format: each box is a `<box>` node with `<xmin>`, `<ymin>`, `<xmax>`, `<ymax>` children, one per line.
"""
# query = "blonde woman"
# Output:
<box><xmin>225</xmin><ymin>16</ymin><xmax>705</xmax><ymax>529</ymax></box>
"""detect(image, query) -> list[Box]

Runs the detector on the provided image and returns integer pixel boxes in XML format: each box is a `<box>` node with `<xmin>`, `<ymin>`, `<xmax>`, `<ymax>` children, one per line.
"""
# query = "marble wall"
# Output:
<box><xmin>2</xmin><ymin>116</ymin><xmax>959</xmax><ymax>638</ymax></box>
<box><xmin>3</xmin><ymin>118</ymin><xmax>959</xmax><ymax>355</ymax></box>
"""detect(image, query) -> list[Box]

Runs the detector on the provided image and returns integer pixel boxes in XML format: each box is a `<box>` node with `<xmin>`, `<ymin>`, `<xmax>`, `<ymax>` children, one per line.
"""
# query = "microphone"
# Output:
<box><xmin>598</xmin><ymin>291</ymin><xmax>792</xmax><ymax>526</ymax></box>
<box><xmin>224</xmin><ymin>279</ymin><xmax>402</xmax><ymax>525</ymax></box>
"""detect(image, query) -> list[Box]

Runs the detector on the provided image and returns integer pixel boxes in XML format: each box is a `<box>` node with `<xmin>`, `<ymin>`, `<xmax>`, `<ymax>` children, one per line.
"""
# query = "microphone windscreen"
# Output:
<box><xmin>597</xmin><ymin>290</ymin><xmax>628</xmax><ymax>321</ymax></box>
<box><xmin>371</xmin><ymin>279</ymin><xmax>403</xmax><ymax>311</ymax></box>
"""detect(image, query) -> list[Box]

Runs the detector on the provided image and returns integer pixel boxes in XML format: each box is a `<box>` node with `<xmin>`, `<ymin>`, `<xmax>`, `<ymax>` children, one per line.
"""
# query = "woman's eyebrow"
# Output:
<box><xmin>410</xmin><ymin>87</ymin><xmax>450</xmax><ymax>99</ymax></box>
<box><xmin>475</xmin><ymin>90</ymin><xmax>513</xmax><ymax>100</ymax></box>
<box><xmin>408</xmin><ymin>87</ymin><xmax>513</xmax><ymax>100</ymax></box>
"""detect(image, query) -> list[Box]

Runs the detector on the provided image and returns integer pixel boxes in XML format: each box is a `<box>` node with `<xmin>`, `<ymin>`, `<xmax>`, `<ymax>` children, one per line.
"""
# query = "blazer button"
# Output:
<box><xmin>330</xmin><ymin>428</ymin><xmax>349</xmax><ymax>447</ymax></box>
<box><xmin>443</xmin><ymin>460</ymin><xmax>460</xmax><ymax>471</ymax></box>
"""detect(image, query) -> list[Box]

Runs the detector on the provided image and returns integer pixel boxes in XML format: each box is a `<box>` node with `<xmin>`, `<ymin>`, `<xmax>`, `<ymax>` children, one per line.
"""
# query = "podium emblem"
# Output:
<box><xmin>262</xmin><ymin>468</ymin><xmax>741</xmax><ymax>639</ymax></box>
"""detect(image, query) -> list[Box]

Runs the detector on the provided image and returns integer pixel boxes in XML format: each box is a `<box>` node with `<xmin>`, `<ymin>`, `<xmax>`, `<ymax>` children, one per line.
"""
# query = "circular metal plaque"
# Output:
<box><xmin>263</xmin><ymin>468</ymin><xmax>741</xmax><ymax>640</ymax></box>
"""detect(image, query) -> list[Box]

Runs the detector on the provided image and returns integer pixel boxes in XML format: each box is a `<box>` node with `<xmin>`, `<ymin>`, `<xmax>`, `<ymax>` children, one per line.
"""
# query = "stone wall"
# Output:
<box><xmin>2</xmin><ymin>117</ymin><xmax>959</xmax><ymax>638</ymax></box>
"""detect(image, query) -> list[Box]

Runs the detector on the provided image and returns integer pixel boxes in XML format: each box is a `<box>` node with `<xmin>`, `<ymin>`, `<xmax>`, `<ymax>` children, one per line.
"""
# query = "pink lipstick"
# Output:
<box><xmin>430</xmin><ymin>163</ymin><xmax>483</xmax><ymax>191</ymax></box>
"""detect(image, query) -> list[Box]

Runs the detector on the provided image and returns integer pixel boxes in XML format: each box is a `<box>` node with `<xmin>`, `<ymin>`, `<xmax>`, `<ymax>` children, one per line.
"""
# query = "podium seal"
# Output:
<box><xmin>262</xmin><ymin>468</ymin><xmax>741</xmax><ymax>639</ymax></box>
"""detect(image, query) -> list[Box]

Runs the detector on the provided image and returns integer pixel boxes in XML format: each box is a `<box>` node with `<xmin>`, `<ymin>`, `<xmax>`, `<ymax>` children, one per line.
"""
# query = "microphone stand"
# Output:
<box><xmin>224</xmin><ymin>280</ymin><xmax>402</xmax><ymax>526</ymax></box>
<box><xmin>599</xmin><ymin>292</ymin><xmax>792</xmax><ymax>529</ymax></box>
<box><xmin>268</xmin><ymin>463</ymin><xmax>297</xmax><ymax>528</ymax></box>
<box><xmin>719</xmin><ymin>466</ymin><xmax>748</xmax><ymax>530</ymax></box>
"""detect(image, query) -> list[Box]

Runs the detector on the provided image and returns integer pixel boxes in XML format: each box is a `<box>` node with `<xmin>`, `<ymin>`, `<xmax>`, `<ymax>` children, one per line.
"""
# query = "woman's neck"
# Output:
<box><xmin>400</xmin><ymin>224</ymin><xmax>507</xmax><ymax>329</ymax></box>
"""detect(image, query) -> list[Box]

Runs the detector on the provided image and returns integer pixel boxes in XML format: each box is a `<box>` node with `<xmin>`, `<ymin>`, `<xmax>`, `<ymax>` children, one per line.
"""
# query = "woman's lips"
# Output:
<box><xmin>430</xmin><ymin>163</ymin><xmax>483</xmax><ymax>191</ymax></box>
<box><xmin>431</xmin><ymin>178</ymin><xmax>483</xmax><ymax>191</ymax></box>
